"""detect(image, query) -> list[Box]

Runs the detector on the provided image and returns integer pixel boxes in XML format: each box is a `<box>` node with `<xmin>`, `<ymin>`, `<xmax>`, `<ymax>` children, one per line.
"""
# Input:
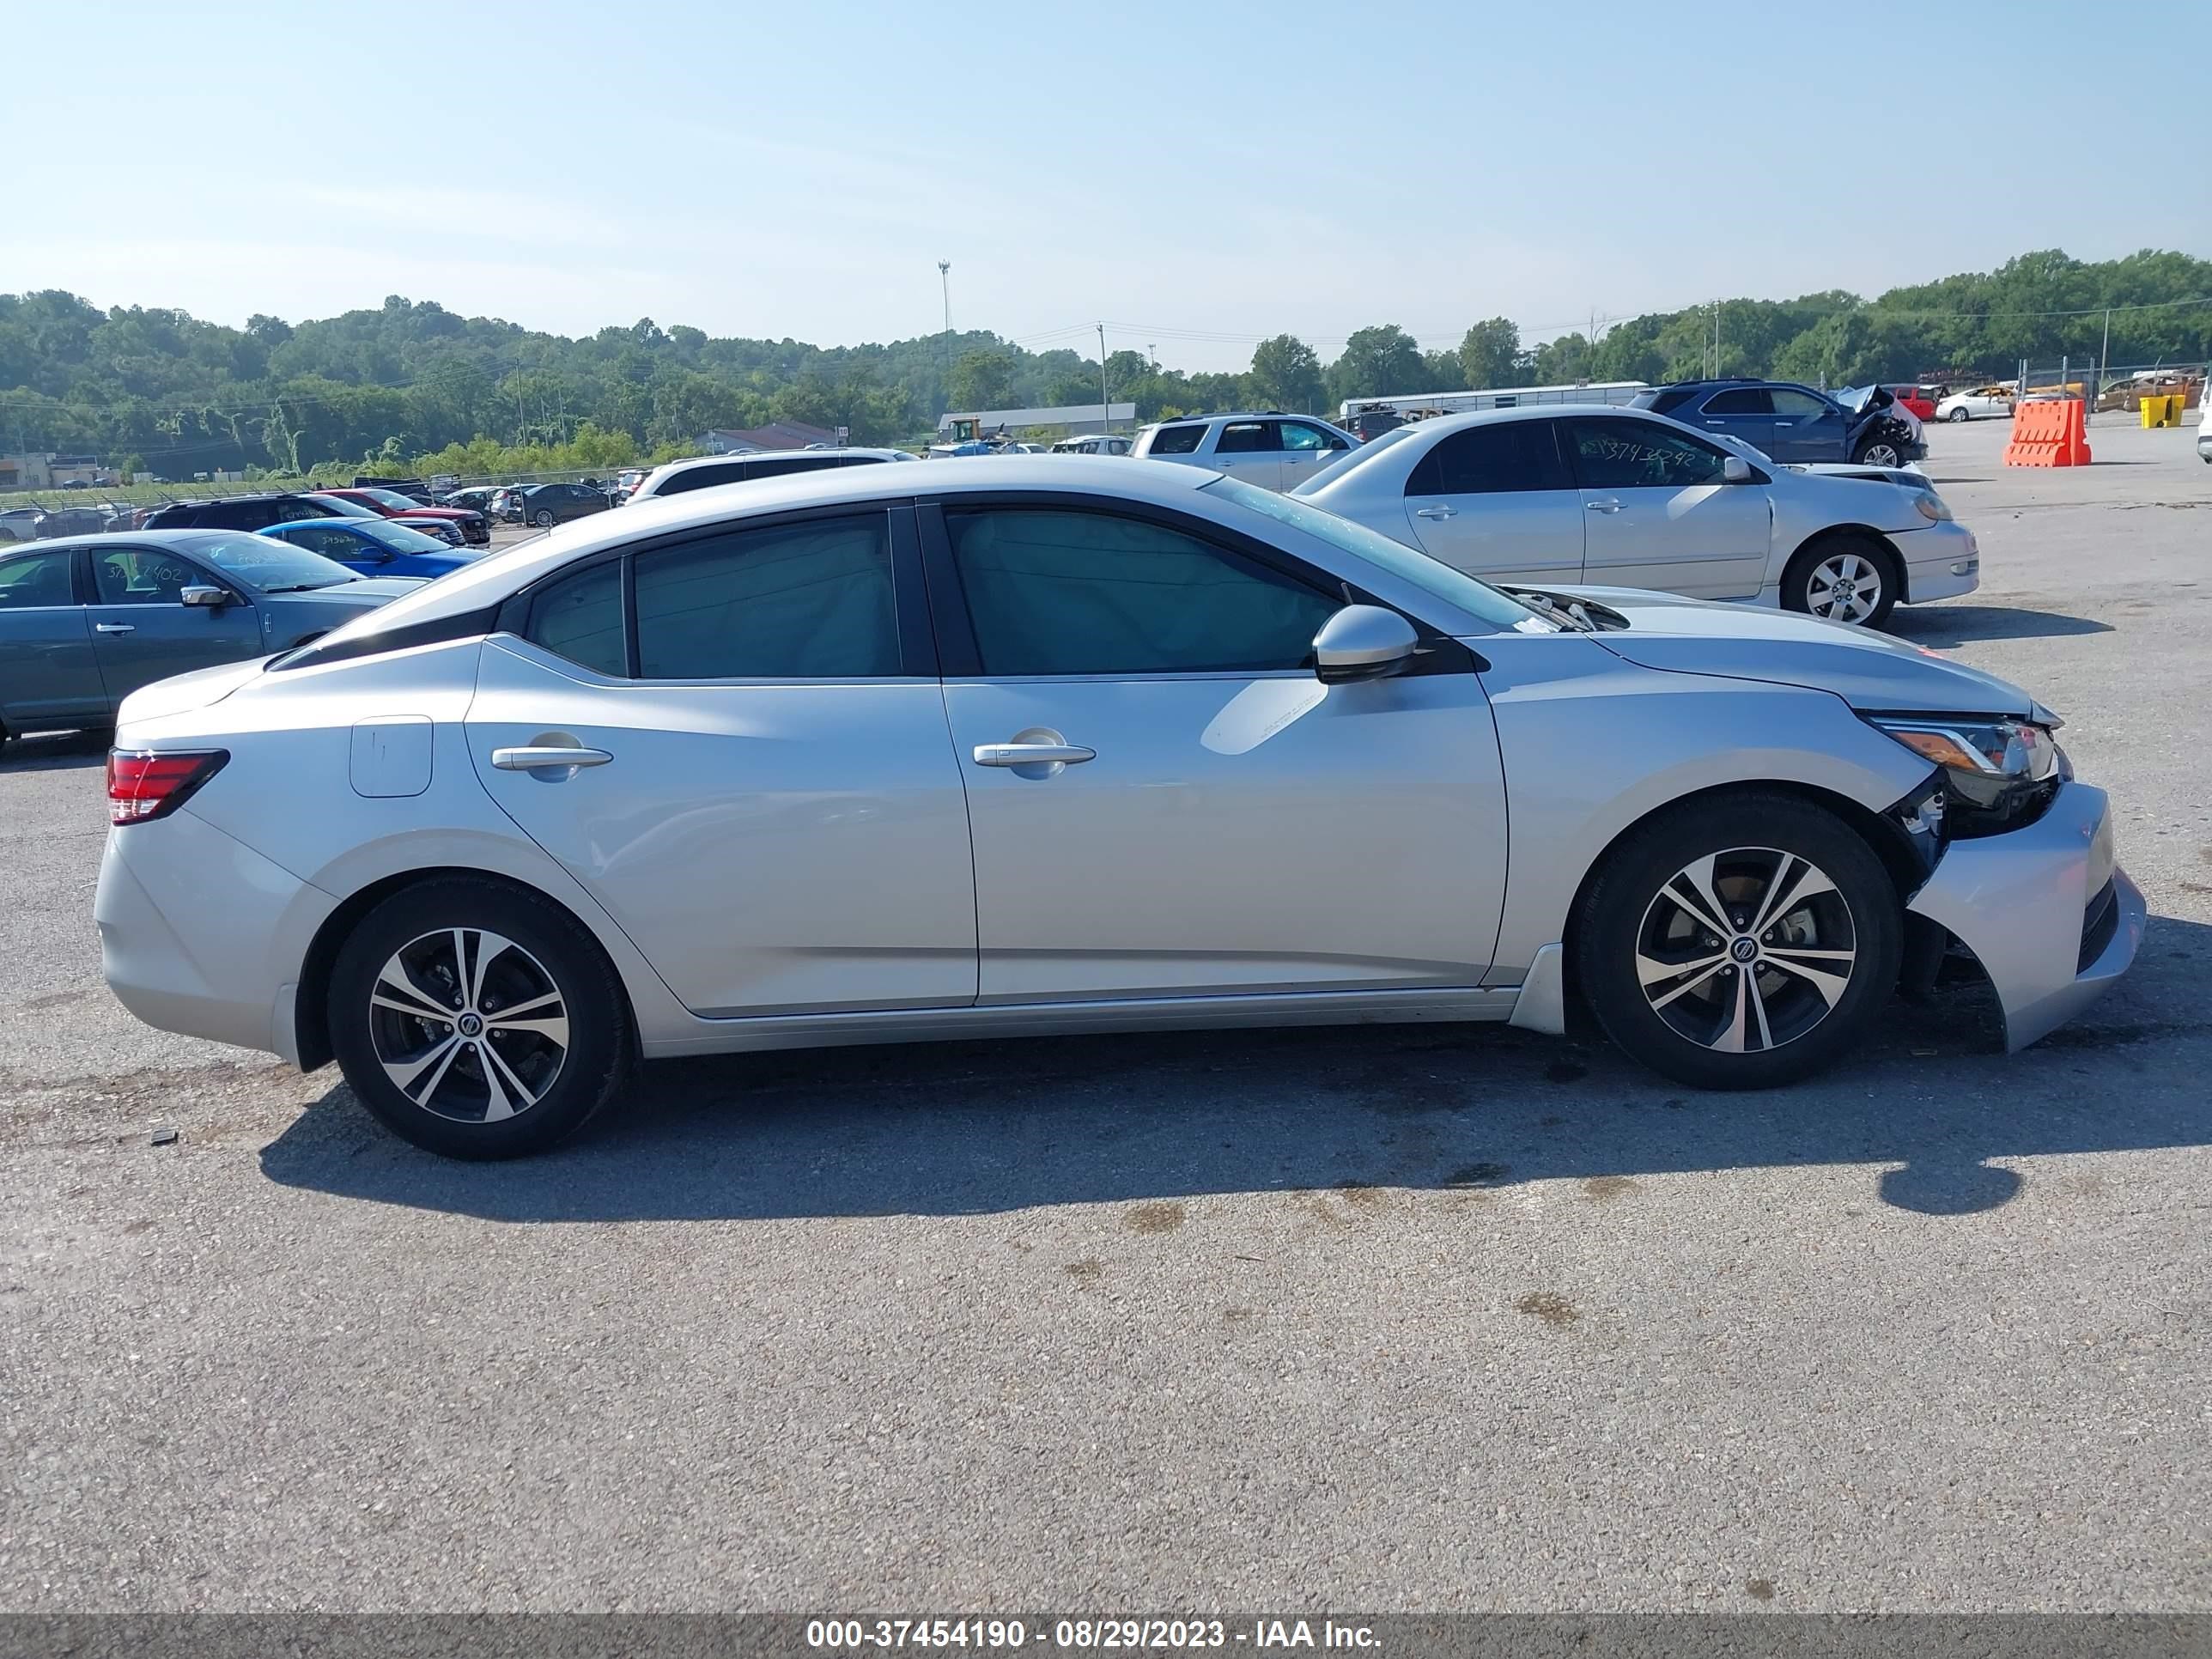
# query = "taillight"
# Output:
<box><xmin>106</xmin><ymin>749</ymin><xmax>228</xmax><ymax>825</ymax></box>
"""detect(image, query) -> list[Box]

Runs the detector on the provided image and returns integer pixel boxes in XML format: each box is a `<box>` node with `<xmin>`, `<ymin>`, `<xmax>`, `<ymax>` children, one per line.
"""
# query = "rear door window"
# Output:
<box><xmin>635</xmin><ymin>514</ymin><xmax>900</xmax><ymax>680</ymax></box>
<box><xmin>1213</xmin><ymin>420</ymin><xmax>1282</xmax><ymax>454</ymax></box>
<box><xmin>1699</xmin><ymin>387</ymin><xmax>1772</xmax><ymax>415</ymax></box>
<box><xmin>1406</xmin><ymin>422</ymin><xmax>1571</xmax><ymax>495</ymax></box>
<box><xmin>0</xmin><ymin>548</ymin><xmax>76</xmax><ymax>607</ymax></box>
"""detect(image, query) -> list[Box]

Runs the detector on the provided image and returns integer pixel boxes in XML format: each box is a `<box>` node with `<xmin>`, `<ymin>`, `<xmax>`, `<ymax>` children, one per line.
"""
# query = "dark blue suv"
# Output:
<box><xmin>1633</xmin><ymin>380</ymin><xmax>1924</xmax><ymax>467</ymax></box>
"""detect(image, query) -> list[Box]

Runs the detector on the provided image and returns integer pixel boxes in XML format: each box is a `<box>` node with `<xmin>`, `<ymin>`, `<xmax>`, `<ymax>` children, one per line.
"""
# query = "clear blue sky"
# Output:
<box><xmin>9</xmin><ymin>1</ymin><xmax>2208</xmax><ymax>371</ymax></box>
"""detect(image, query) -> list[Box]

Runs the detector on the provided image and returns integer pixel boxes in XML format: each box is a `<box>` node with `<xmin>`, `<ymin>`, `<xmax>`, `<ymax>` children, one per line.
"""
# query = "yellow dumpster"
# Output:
<box><xmin>2140</xmin><ymin>394</ymin><xmax>2180</xmax><ymax>428</ymax></box>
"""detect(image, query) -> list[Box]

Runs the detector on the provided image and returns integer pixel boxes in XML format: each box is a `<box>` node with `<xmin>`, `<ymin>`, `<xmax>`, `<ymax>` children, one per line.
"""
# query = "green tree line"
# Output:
<box><xmin>2</xmin><ymin>248</ymin><xmax>2205</xmax><ymax>479</ymax></box>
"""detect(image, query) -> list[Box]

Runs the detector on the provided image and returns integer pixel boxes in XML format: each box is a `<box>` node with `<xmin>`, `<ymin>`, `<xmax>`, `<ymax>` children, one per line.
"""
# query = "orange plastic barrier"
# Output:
<box><xmin>2003</xmin><ymin>399</ymin><xmax>2092</xmax><ymax>467</ymax></box>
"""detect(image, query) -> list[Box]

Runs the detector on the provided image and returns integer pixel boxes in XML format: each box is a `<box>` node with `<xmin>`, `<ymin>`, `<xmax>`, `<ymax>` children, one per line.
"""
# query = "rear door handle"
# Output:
<box><xmin>974</xmin><ymin>743</ymin><xmax>1096</xmax><ymax>767</ymax></box>
<box><xmin>1585</xmin><ymin>499</ymin><xmax>1623</xmax><ymax>514</ymax></box>
<box><xmin>1413</xmin><ymin>504</ymin><xmax>1456</xmax><ymax>520</ymax></box>
<box><xmin>94</xmin><ymin>623</ymin><xmax>135</xmax><ymax>634</ymax></box>
<box><xmin>491</xmin><ymin>745</ymin><xmax>612</xmax><ymax>773</ymax></box>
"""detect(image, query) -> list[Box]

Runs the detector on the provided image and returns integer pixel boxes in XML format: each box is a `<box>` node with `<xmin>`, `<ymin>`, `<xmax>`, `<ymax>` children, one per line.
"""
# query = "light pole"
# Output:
<box><xmin>937</xmin><ymin>261</ymin><xmax>952</xmax><ymax>420</ymax></box>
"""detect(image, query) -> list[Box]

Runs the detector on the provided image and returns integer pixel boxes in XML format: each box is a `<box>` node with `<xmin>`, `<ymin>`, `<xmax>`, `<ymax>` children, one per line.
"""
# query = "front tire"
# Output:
<box><xmin>328</xmin><ymin>877</ymin><xmax>630</xmax><ymax>1158</ymax></box>
<box><xmin>1781</xmin><ymin>533</ymin><xmax>1898</xmax><ymax>629</ymax></box>
<box><xmin>1575</xmin><ymin>793</ymin><xmax>1902</xmax><ymax>1091</ymax></box>
<box><xmin>1854</xmin><ymin>439</ymin><xmax>1905</xmax><ymax>466</ymax></box>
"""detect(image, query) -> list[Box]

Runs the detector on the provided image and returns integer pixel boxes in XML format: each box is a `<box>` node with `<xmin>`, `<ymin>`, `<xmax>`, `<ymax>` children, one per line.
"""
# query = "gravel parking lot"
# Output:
<box><xmin>4</xmin><ymin>420</ymin><xmax>2209</xmax><ymax>1613</ymax></box>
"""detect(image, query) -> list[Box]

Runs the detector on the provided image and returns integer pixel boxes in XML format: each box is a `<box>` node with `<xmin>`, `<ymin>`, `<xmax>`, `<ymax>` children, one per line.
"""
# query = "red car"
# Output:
<box><xmin>319</xmin><ymin>486</ymin><xmax>489</xmax><ymax>547</ymax></box>
<box><xmin>1885</xmin><ymin>385</ymin><xmax>1939</xmax><ymax>423</ymax></box>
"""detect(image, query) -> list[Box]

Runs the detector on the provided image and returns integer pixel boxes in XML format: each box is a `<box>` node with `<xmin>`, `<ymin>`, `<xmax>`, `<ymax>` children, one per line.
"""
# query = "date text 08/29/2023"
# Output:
<box><xmin>805</xmin><ymin>1619</ymin><xmax>1380</xmax><ymax>1650</ymax></box>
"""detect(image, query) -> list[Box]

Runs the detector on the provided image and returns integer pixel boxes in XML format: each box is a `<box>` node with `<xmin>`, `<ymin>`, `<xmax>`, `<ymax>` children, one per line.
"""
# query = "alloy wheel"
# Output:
<box><xmin>1859</xmin><ymin>442</ymin><xmax>1902</xmax><ymax>466</ymax></box>
<box><xmin>1633</xmin><ymin>848</ymin><xmax>1857</xmax><ymax>1054</ymax></box>
<box><xmin>1805</xmin><ymin>551</ymin><xmax>1885</xmax><ymax>624</ymax></box>
<box><xmin>368</xmin><ymin>928</ymin><xmax>569</xmax><ymax>1122</ymax></box>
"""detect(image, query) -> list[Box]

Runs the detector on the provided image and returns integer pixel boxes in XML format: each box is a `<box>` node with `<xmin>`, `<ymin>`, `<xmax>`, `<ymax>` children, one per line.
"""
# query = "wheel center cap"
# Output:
<box><xmin>1729</xmin><ymin>937</ymin><xmax>1759</xmax><ymax>963</ymax></box>
<box><xmin>457</xmin><ymin>1012</ymin><xmax>484</xmax><ymax>1036</ymax></box>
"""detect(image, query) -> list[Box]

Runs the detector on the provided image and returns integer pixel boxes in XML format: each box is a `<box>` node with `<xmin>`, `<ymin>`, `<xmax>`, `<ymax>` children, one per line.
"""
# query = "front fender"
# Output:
<box><xmin>1479</xmin><ymin>635</ymin><xmax>1930</xmax><ymax>985</ymax></box>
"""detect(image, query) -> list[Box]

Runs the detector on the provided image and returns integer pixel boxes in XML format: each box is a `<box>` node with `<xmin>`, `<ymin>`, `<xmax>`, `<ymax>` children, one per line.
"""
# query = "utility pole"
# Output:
<box><xmin>2094</xmin><ymin>306</ymin><xmax>2112</xmax><ymax>426</ymax></box>
<box><xmin>1713</xmin><ymin>301</ymin><xmax>1723</xmax><ymax>378</ymax></box>
<box><xmin>1148</xmin><ymin>343</ymin><xmax>1158</xmax><ymax>372</ymax></box>
<box><xmin>1097</xmin><ymin>324</ymin><xmax>1111</xmax><ymax>433</ymax></box>
<box><xmin>937</xmin><ymin>260</ymin><xmax>952</xmax><ymax>413</ymax></box>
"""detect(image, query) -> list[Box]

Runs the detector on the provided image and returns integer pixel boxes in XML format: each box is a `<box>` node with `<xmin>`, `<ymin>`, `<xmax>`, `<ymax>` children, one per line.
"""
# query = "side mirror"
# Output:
<box><xmin>179</xmin><ymin>584</ymin><xmax>234</xmax><ymax>608</ymax></box>
<box><xmin>1313</xmin><ymin>604</ymin><xmax>1419</xmax><ymax>684</ymax></box>
<box><xmin>1722</xmin><ymin>455</ymin><xmax>1754</xmax><ymax>483</ymax></box>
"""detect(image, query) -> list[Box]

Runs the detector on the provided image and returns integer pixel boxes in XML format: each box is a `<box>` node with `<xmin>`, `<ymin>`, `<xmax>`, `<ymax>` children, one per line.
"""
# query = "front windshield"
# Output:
<box><xmin>361</xmin><ymin>488</ymin><xmax>422</xmax><ymax>510</ymax></box>
<box><xmin>356</xmin><ymin>519</ymin><xmax>461</xmax><ymax>555</ymax></box>
<box><xmin>306</xmin><ymin>493</ymin><xmax>378</xmax><ymax>518</ymax></box>
<box><xmin>189</xmin><ymin>533</ymin><xmax>358</xmax><ymax>592</ymax></box>
<box><xmin>1203</xmin><ymin>476</ymin><xmax>1545</xmax><ymax>633</ymax></box>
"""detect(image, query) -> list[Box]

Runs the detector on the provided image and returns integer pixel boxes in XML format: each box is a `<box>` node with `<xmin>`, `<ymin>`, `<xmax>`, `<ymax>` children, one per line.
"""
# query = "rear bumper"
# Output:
<box><xmin>1905</xmin><ymin>781</ymin><xmax>2143</xmax><ymax>1051</ymax></box>
<box><xmin>96</xmin><ymin>809</ymin><xmax>333</xmax><ymax>1063</ymax></box>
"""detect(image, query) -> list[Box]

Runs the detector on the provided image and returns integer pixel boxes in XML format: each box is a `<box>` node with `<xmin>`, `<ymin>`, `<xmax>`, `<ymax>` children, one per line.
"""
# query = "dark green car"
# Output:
<box><xmin>0</xmin><ymin>530</ymin><xmax>422</xmax><ymax>742</ymax></box>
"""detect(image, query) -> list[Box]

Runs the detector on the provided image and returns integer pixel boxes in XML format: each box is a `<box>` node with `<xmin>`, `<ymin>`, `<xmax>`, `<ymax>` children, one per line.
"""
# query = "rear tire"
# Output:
<box><xmin>1781</xmin><ymin>532</ymin><xmax>1898</xmax><ymax>629</ymax></box>
<box><xmin>1575</xmin><ymin>792</ymin><xmax>1902</xmax><ymax>1091</ymax></box>
<box><xmin>532</xmin><ymin>509</ymin><xmax>556</xmax><ymax>528</ymax></box>
<box><xmin>1948</xmin><ymin>406</ymin><xmax>1971</xmax><ymax>422</ymax></box>
<box><xmin>328</xmin><ymin>877</ymin><xmax>630</xmax><ymax>1159</ymax></box>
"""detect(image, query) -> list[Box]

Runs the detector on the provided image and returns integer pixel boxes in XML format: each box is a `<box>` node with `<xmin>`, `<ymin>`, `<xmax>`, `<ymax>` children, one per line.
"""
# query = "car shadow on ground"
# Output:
<box><xmin>1887</xmin><ymin>605</ymin><xmax>2115</xmax><ymax>647</ymax></box>
<box><xmin>0</xmin><ymin>729</ymin><xmax>108</xmax><ymax>772</ymax></box>
<box><xmin>260</xmin><ymin>915</ymin><xmax>2212</xmax><ymax>1225</ymax></box>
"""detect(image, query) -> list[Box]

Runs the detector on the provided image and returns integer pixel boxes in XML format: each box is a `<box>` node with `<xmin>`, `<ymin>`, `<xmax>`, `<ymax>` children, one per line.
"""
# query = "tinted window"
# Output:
<box><xmin>943</xmin><ymin>507</ymin><xmax>1337</xmax><ymax>678</ymax></box>
<box><xmin>1564</xmin><ymin>419</ymin><xmax>1727</xmax><ymax>489</ymax></box>
<box><xmin>1700</xmin><ymin>387</ymin><xmax>1772</xmax><ymax>416</ymax></box>
<box><xmin>1642</xmin><ymin>387</ymin><xmax>1698</xmax><ymax>416</ymax></box>
<box><xmin>0</xmin><ymin>548</ymin><xmax>74</xmax><ymax>607</ymax></box>
<box><xmin>1146</xmin><ymin>424</ymin><xmax>1206</xmax><ymax>456</ymax></box>
<box><xmin>94</xmin><ymin>545</ymin><xmax>216</xmax><ymax>605</ymax></box>
<box><xmin>1214</xmin><ymin>420</ymin><xmax>1280</xmax><ymax>454</ymax></box>
<box><xmin>1770</xmin><ymin>388</ymin><xmax>1833</xmax><ymax>419</ymax></box>
<box><xmin>635</xmin><ymin>514</ymin><xmax>897</xmax><ymax>680</ymax></box>
<box><xmin>1406</xmin><ymin>422</ymin><xmax>1571</xmax><ymax>495</ymax></box>
<box><xmin>653</xmin><ymin>461</ymin><xmax>751</xmax><ymax>497</ymax></box>
<box><xmin>1279</xmin><ymin>422</ymin><xmax>1345</xmax><ymax>453</ymax></box>
<box><xmin>1205</xmin><ymin>477</ymin><xmax>1542</xmax><ymax>633</ymax></box>
<box><xmin>751</xmin><ymin>455</ymin><xmax>842</xmax><ymax>477</ymax></box>
<box><xmin>527</xmin><ymin>560</ymin><xmax>626</xmax><ymax>676</ymax></box>
<box><xmin>199</xmin><ymin>499</ymin><xmax>279</xmax><ymax>529</ymax></box>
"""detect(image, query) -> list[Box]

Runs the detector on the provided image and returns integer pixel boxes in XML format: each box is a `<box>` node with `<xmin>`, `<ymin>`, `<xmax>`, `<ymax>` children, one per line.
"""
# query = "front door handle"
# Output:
<box><xmin>1585</xmin><ymin>499</ymin><xmax>1623</xmax><ymax>514</ymax></box>
<box><xmin>1413</xmin><ymin>504</ymin><xmax>1456</xmax><ymax>520</ymax></box>
<box><xmin>94</xmin><ymin>623</ymin><xmax>135</xmax><ymax>634</ymax></box>
<box><xmin>492</xmin><ymin>744</ymin><xmax>612</xmax><ymax>773</ymax></box>
<box><xmin>974</xmin><ymin>742</ymin><xmax>1095</xmax><ymax>767</ymax></box>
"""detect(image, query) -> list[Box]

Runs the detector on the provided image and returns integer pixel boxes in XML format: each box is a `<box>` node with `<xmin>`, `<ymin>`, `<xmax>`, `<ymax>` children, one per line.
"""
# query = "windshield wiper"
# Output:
<box><xmin>262</xmin><ymin>579</ymin><xmax>354</xmax><ymax>593</ymax></box>
<box><xmin>1506</xmin><ymin>589</ymin><xmax>1598</xmax><ymax>633</ymax></box>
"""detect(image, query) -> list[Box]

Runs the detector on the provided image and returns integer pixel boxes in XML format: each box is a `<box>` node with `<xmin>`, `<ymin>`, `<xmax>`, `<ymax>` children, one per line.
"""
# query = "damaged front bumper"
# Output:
<box><xmin>1906</xmin><ymin>780</ymin><xmax>2144</xmax><ymax>1051</ymax></box>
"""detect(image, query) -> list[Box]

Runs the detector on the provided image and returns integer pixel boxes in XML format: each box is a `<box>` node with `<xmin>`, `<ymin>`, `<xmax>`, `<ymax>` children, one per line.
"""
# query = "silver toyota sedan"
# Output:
<box><xmin>94</xmin><ymin>458</ymin><xmax>2142</xmax><ymax>1159</ymax></box>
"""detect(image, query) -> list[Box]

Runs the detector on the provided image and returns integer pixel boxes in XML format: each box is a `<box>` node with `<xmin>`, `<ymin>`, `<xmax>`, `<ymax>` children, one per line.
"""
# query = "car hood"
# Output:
<box><xmin>277</xmin><ymin>575</ymin><xmax>427</xmax><ymax>603</ymax></box>
<box><xmin>1523</xmin><ymin>586</ymin><xmax>2037</xmax><ymax>716</ymax></box>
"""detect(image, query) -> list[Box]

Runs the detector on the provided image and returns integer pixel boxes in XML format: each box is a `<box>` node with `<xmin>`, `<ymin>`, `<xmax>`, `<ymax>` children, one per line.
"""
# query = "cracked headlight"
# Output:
<box><xmin>1868</xmin><ymin>714</ymin><xmax>2062</xmax><ymax>836</ymax></box>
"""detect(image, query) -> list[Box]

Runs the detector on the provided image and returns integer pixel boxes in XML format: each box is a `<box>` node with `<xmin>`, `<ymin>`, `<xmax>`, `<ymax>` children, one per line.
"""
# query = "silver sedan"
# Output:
<box><xmin>94</xmin><ymin>458</ymin><xmax>2141</xmax><ymax>1158</ymax></box>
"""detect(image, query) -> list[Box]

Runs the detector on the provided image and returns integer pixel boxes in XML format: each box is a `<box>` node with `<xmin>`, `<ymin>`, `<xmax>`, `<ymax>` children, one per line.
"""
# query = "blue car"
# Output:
<box><xmin>263</xmin><ymin>517</ymin><xmax>483</xmax><ymax>580</ymax></box>
<box><xmin>1632</xmin><ymin>379</ymin><xmax>1926</xmax><ymax>467</ymax></box>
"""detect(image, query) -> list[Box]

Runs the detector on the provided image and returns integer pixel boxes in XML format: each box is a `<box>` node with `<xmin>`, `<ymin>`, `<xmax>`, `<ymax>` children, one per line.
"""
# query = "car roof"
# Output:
<box><xmin>308</xmin><ymin>456</ymin><xmax>1222</xmax><ymax>641</ymax></box>
<box><xmin>19</xmin><ymin>527</ymin><xmax>283</xmax><ymax>554</ymax></box>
